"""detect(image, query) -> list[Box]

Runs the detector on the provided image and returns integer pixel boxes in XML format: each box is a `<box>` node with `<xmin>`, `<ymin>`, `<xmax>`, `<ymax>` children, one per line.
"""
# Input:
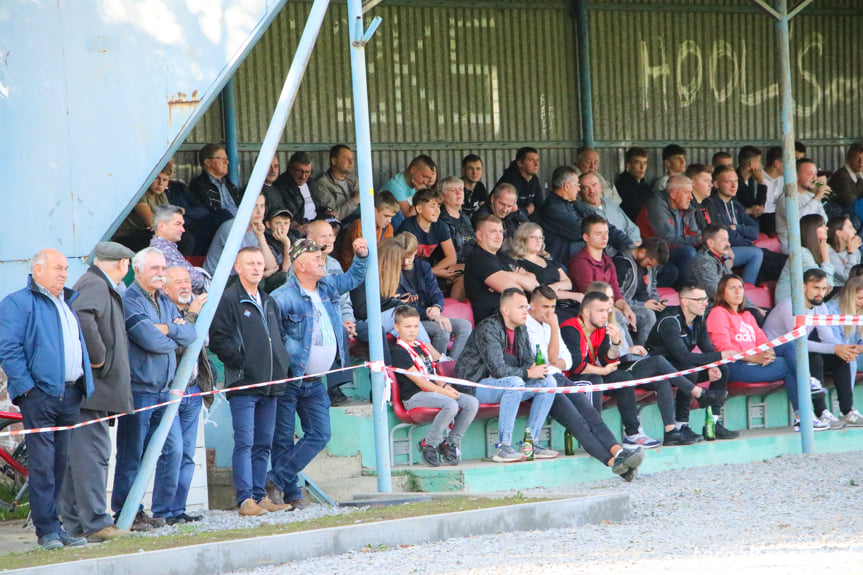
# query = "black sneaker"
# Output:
<box><xmin>611</xmin><ymin>446</ymin><xmax>644</xmax><ymax>476</ymax></box>
<box><xmin>663</xmin><ymin>427</ymin><xmax>697</xmax><ymax>446</ymax></box>
<box><xmin>621</xmin><ymin>467</ymin><xmax>638</xmax><ymax>482</ymax></box>
<box><xmin>166</xmin><ymin>512</ymin><xmax>203</xmax><ymax>525</ymax></box>
<box><xmin>678</xmin><ymin>425</ymin><xmax>703</xmax><ymax>443</ymax></box>
<box><xmin>418</xmin><ymin>439</ymin><xmax>440</xmax><ymax>466</ymax></box>
<box><xmin>329</xmin><ymin>387</ymin><xmax>349</xmax><ymax>406</ymax></box>
<box><xmin>438</xmin><ymin>441</ymin><xmax>461</xmax><ymax>465</ymax></box>
<box><xmin>696</xmin><ymin>389</ymin><xmax>728</xmax><ymax>409</ymax></box>
<box><xmin>713</xmin><ymin>422</ymin><xmax>740</xmax><ymax>440</ymax></box>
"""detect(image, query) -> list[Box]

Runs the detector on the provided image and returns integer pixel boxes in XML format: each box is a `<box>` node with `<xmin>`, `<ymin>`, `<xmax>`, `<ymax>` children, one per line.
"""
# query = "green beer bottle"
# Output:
<box><xmin>703</xmin><ymin>407</ymin><xmax>715</xmax><ymax>441</ymax></box>
<box><xmin>564</xmin><ymin>431</ymin><xmax>575</xmax><ymax>456</ymax></box>
<box><xmin>522</xmin><ymin>426</ymin><xmax>535</xmax><ymax>461</ymax></box>
<box><xmin>535</xmin><ymin>344</ymin><xmax>546</xmax><ymax>366</ymax></box>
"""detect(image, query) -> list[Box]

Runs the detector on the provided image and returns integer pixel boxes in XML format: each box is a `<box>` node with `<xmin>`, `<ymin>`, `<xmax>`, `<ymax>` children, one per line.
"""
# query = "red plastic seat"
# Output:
<box><xmin>754</xmin><ymin>233</ymin><xmax>781</xmax><ymax>253</ymax></box>
<box><xmin>186</xmin><ymin>255</ymin><xmax>205</xmax><ymax>268</ymax></box>
<box><xmin>744</xmin><ymin>283</ymin><xmax>772</xmax><ymax>308</ymax></box>
<box><xmin>442</xmin><ymin>298</ymin><xmax>474</xmax><ymax>328</ymax></box>
<box><xmin>656</xmin><ymin>287</ymin><xmax>679</xmax><ymax>306</ymax></box>
<box><xmin>389</xmin><ymin>361</ymin><xmax>528</xmax><ymax>427</ymax></box>
<box><xmin>726</xmin><ymin>380</ymin><xmax>785</xmax><ymax>397</ymax></box>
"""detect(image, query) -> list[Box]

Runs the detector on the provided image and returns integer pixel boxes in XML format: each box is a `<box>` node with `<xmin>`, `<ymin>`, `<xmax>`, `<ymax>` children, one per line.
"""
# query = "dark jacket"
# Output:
<box><xmin>647</xmin><ymin>191</ymin><xmax>701</xmax><ymax>247</ymax></box>
<box><xmin>613</xmin><ymin>250</ymin><xmax>658</xmax><ymax>304</ymax></box>
<box><xmin>270</xmin><ymin>172</ymin><xmax>326</xmax><ymax>225</ymax></box>
<box><xmin>496</xmin><ymin>161</ymin><xmax>543</xmax><ymax>213</ymax></box>
<box><xmin>175</xmin><ymin>307</ymin><xmax>215</xmax><ymax>408</ymax></box>
<box><xmin>736</xmin><ymin>172</ymin><xmax>767</xmax><ymax>208</ymax></box>
<box><xmin>209</xmin><ymin>281</ymin><xmax>290</xmax><ymax>398</ymax></box>
<box><xmin>828</xmin><ymin>165</ymin><xmax>863</xmax><ymax>210</ymax></box>
<box><xmin>0</xmin><ymin>276</ymin><xmax>95</xmax><ymax>403</ymax></box>
<box><xmin>398</xmin><ymin>259</ymin><xmax>444</xmax><ymax>320</ymax></box>
<box><xmin>188</xmin><ymin>172</ymin><xmax>242</xmax><ymax>213</ymax></box>
<box><xmin>707</xmin><ymin>194</ymin><xmax>759</xmax><ymax>246</ymax></box>
<box><xmin>646</xmin><ymin>305</ymin><xmax>721</xmax><ymax>368</ymax></box>
<box><xmin>71</xmin><ymin>266</ymin><xmax>133</xmax><ymax>413</ymax></box>
<box><xmin>455</xmin><ymin>313</ymin><xmax>534</xmax><ymax>390</ymax></box>
<box><xmin>537</xmin><ymin>192</ymin><xmax>634</xmax><ymax>265</ymax></box>
<box><xmin>471</xmin><ymin>203</ymin><xmax>527</xmax><ymax>240</ymax></box>
<box><xmin>616</xmin><ymin>171</ymin><xmax>653</xmax><ymax>222</ymax></box>
<box><xmin>691</xmin><ymin>195</ymin><xmax>721</xmax><ymax>231</ymax></box>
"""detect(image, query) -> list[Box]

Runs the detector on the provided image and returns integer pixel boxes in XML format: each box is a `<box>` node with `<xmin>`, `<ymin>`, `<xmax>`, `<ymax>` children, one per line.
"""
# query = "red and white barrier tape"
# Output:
<box><xmin>0</xmin><ymin>365</ymin><xmax>363</xmax><ymax>438</ymax></box>
<box><xmin>382</xmin><ymin>325</ymin><xmax>810</xmax><ymax>394</ymax></box>
<box><xmin>796</xmin><ymin>314</ymin><xmax>863</xmax><ymax>328</ymax></box>
<box><xmin>5</xmin><ymin>314</ymin><xmax>861</xmax><ymax>437</ymax></box>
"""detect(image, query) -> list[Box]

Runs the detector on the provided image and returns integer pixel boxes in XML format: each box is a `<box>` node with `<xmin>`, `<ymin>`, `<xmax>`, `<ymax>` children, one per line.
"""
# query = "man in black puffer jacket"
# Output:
<box><xmin>209</xmin><ymin>247</ymin><xmax>293</xmax><ymax>517</ymax></box>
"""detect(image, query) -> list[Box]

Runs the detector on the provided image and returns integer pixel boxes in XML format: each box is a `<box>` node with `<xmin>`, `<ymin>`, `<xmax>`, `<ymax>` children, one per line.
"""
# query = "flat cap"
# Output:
<box><xmin>93</xmin><ymin>241</ymin><xmax>135</xmax><ymax>262</ymax></box>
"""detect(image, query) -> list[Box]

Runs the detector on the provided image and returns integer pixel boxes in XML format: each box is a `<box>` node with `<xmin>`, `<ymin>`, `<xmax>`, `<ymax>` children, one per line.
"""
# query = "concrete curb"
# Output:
<box><xmin>11</xmin><ymin>493</ymin><xmax>629</xmax><ymax>575</ymax></box>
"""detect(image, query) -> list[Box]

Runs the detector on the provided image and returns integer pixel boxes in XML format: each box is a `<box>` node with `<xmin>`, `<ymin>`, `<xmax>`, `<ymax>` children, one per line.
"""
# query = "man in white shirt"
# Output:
<box><xmin>525</xmin><ymin>286</ymin><xmax>644</xmax><ymax>481</ymax></box>
<box><xmin>760</xmin><ymin>146</ymin><xmax>785</xmax><ymax>237</ymax></box>
<box><xmin>775</xmin><ymin>158</ymin><xmax>829</xmax><ymax>253</ymax></box>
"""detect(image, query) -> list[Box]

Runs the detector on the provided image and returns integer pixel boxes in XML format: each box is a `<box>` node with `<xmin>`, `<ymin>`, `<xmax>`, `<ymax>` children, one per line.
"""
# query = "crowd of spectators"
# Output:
<box><xmin>4</xmin><ymin>140</ymin><xmax>863</xmax><ymax>550</ymax></box>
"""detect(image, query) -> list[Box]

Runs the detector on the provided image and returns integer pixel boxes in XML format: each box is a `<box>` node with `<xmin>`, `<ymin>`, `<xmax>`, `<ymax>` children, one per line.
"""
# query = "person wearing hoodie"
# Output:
<box><xmin>496</xmin><ymin>146</ymin><xmax>543</xmax><ymax>216</ymax></box>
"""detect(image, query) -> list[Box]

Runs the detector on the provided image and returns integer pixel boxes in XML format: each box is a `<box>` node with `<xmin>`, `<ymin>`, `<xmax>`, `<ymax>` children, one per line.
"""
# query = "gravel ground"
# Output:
<box><xmin>231</xmin><ymin>451</ymin><xmax>863</xmax><ymax>574</ymax></box>
<box><xmin>140</xmin><ymin>503</ymin><xmax>363</xmax><ymax>538</ymax></box>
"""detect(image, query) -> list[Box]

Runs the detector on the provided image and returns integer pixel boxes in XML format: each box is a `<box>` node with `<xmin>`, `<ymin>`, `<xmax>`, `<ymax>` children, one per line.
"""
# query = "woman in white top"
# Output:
<box><xmin>826</xmin><ymin>215</ymin><xmax>862</xmax><ymax>285</ymax></box>
<box><xmin>775</xmin><ymin>214</ymin><xmax>834</xmax><ymax>302</ymax></box>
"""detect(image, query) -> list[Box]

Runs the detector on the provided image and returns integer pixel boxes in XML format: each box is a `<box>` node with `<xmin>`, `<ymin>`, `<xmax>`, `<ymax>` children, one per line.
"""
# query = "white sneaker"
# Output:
<box><xmin>793</xmin><ymin>417</ymin><xmax>830</xmax><ymax>432</ymax></box>
<box><xmin>809</xmin><ymin>377</ymin><xmax>827</xmax><ymax>395</ymax></box>
<box><xmin>818</xmin><ymin>410</ymin><xmax>846</xmax><ymax>431</ymax></box>
<box><xmin>840</xmin><ymin>409</ymin><xmax>863</xmax><ymax>427</ymax></box>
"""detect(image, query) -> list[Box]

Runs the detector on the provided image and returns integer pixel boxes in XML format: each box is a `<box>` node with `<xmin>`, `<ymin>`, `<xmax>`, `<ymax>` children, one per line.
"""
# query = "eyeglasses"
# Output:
<box><xmin>210</xmin><ymin>156</ymin><xmax>229</xmax><ymax>162</ymax></box>
<box><xmin>529</xmin><ymin>235</ymin><xmax>545</xmax><ymax>240</ymax></box>
<box><xmin>682</xmin><ymin>296</ymin><xmax>709</xmax><ymax>303</ymax></box>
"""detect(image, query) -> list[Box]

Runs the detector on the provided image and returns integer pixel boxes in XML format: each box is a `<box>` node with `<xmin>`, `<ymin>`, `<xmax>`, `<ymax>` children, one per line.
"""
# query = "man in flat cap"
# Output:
<box><xmin>58</xmin><ymin>242</ymin><xmax>136</xmax><ymax>540</ymax></box>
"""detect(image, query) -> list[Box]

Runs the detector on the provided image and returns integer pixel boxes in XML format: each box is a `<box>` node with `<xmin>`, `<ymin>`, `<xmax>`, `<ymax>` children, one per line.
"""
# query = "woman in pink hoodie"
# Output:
<box><xmin>706</xmin><ymin>274</ymin><xmax>807</xmax><ymax>428</ymax></box>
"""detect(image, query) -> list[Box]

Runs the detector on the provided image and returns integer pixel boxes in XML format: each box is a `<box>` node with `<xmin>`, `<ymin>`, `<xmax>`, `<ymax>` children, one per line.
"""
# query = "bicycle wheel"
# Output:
<box><xmin>0</xmin><ymin>419</ymin><xmax>27</xmax><ymax>511</ymax></box>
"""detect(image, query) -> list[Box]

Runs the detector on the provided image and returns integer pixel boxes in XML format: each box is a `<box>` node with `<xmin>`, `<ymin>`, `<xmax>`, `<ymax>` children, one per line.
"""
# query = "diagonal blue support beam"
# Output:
<box><xmin>117</xmin><ymin>0</ymin><xmax>334</xmax><ymax>529</ymax></box>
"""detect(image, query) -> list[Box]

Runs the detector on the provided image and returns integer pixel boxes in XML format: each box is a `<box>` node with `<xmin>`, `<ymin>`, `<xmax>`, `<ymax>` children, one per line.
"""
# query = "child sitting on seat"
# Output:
<box><xmin>390</xmin><ymin>305</ymin><xmax>478</xmax><ymax>467</ymax></box>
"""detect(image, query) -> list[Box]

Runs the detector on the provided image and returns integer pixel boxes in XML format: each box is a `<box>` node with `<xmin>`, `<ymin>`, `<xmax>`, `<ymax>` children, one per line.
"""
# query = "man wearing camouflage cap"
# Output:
<box><xmin>267</xmin><ymin>236</ymin><xmax>368</xmax><ymax>509</ymax></box>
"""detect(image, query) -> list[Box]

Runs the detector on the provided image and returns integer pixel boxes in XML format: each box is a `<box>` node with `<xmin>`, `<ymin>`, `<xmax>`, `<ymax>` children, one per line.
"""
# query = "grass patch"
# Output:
<box><xmin>0</xmin><ymin>495</ymin><xmax>543</xmax><ymax>570</ymax></box>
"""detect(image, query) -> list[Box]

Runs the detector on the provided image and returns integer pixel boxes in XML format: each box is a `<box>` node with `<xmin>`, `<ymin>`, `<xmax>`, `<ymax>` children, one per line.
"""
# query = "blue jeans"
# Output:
<box><xmin>658</xmin><ymin>245</ymin><xmax>696</xmax><ymax>288</ymax></box>
<box><xmin>731</xmin><ymin>245</ymin><xmax>764</xmax><ymax>285</ymax></box>
<box><xmin>19</xmin><ymin>385</ymin><xmax>82</xmax><ymax>538</ymax></box>
<box><xmin>229</xmin><ymin>394</ymin><xmax>277</xmax><ymax>504</ymax></box>
<box><xmin>112</xmin><ymin>389</ymin><xmax>182</xmax><ymax>518</ymax></box>
<box><xmin>168</xmin><ymin>385</ymin><xmax>202</xmax><ymax>517</ymax></box>
<box><xmin>727</xmin><ymin>342</ymin><xmax>799</xmax><ymax>411</ymax></box>
<box><xmin>474</xmin><ymin>375</ymin><xmax>556</xmax><ymax>446</ymax></box>
<box><xmin>268</xmin><ymin>379</ymin><xmax>331</xmax><ymax>502</ymax></box>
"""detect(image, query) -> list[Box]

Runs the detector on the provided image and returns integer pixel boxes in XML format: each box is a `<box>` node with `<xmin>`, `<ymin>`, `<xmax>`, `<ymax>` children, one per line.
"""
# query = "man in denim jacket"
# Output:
<box><xmin>267</xmin><ymin>237</ymin><xmax>368</xmax><ymax>508</ymax></box>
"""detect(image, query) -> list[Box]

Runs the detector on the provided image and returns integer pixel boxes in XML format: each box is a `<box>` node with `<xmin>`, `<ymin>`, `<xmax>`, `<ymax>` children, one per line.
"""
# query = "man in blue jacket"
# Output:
<box><xmin>0</xmin><ymin>248</ymin><xmax>95</xmax><ymax>550</ymax></box>
<box><xmin>267</xmin><ymin>237</ymin><xmax>369</xmax><ymax>509</ymax></box>
<box><xmin>111</xmin><ymin>247</ymin><xmax>196</xmax><ymax>527</ymax></box>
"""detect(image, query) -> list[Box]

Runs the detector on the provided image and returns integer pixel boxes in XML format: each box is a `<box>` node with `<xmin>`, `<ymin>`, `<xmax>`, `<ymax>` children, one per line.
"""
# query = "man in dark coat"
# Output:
<box><xmin>210</xmin><ymin>247</ymin><xmax>293</xmax><ymax>516</ymax></box>
<box><xmin>58</xmin><ymin>243</ymin><xmax>136</xmax><ymax>542</ymax></box>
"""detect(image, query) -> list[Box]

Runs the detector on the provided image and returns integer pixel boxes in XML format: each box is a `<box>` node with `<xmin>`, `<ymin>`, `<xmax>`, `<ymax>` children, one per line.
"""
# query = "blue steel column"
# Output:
<box><xmin>223</xmin><ymin>78</ymin><xmax>240</xmax><ymax>185</ymax></box>
<box><xmin>347</xmin><ymin>0</ymin><xmax>391</xmax><ymax>491</ymax></box>
<box><xmin>576</xmin><ymin>0</ymin><xmax>595</xmax><ymax>149</ymax></box>
<box><xmin>775</xmin><ymin>0</ymin><xmax>815</xmax><ymax>452</ymax></box>
<box><xmin>117</xmin><ymin>0</ymin><xmax>333</xmax><ymax>529</ymax></box>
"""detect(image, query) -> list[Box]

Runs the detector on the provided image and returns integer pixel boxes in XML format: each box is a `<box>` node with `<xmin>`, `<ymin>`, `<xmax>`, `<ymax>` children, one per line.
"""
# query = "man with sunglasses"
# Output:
<box><xmin>646</xmin><ymin>281</ymin><xmax>738</xmax><ymax>441</ymax></box>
